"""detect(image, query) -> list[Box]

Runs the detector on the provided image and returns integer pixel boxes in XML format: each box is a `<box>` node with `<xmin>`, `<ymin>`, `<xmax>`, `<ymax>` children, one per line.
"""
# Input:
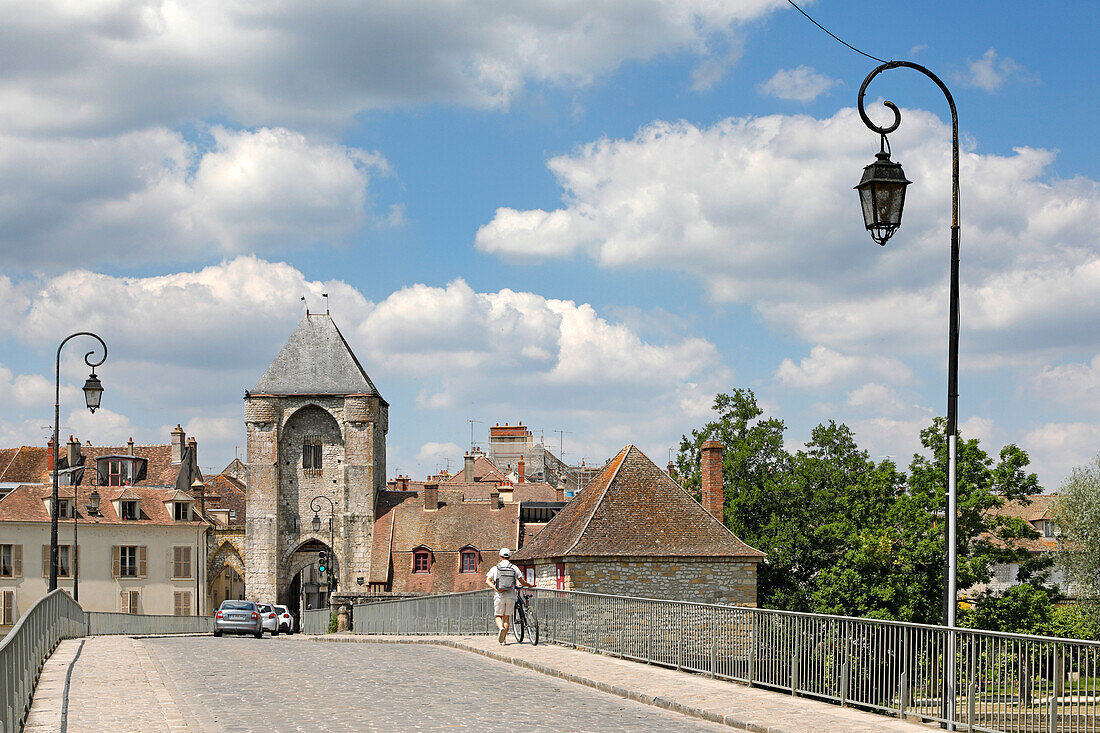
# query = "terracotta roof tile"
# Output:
<box><xmin>0</xmin><ymin>483</ymin><xmax>205</xmax><ymax>526</ymax></box>
<box><xmin>446</xmin><ymin>455</ymin><xmax>506</xmax><ymax>484</ymax></box>
<box><xmin>0</xmin><ymin>446</ymin><xmax>50</xmax><ymax>484</ymax></box>
<box><xmin>201</xmin><ymin>474</ymin><xmax>247</xmax><ymax>524</ymax></box>
<box><xmin>513</xmin><ymin>445</ymin><xmax>765</xmax><ymax>562</ymax></box>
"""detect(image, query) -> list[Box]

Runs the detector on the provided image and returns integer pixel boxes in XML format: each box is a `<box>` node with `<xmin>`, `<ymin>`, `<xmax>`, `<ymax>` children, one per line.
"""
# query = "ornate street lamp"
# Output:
<box><xmin>856</xmin><ymin>59</ymin><xmax>961</xmax><ymax>726</ymax></box>
<box><xmin>51</xmin><ymin>333</ymin><xmax>107</xmax><ymax>593</ymax></box>
<box><xmin>309</xmin><ymin>495</ymin><xmax>336</xmax><ymax>597</ymax></box>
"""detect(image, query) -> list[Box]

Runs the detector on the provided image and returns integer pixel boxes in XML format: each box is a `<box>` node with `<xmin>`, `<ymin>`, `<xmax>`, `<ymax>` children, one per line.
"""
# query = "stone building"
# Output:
<box><xmin>512</xmin><ymin>442</ymin><xmax>764</xmax><ymax>606</ymax></box>
<box><xmin>244</xmin><ymin>314</ymin><xmax>387</xmax><ymax>612</ymax></box>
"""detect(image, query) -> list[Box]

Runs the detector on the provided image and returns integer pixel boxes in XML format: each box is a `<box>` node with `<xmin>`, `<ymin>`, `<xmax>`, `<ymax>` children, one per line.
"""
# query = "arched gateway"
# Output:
<box><xmin>244</xmin><ymin>313</ymin><xmax>388</xmax><ymax>610</ymax></box>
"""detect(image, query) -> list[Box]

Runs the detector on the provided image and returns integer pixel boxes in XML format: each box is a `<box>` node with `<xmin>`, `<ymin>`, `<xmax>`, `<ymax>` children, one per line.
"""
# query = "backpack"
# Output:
<box><xmin>494</xmin><ymin>562</ymin><xmax>518</xmax><ymax>591</ymax></box>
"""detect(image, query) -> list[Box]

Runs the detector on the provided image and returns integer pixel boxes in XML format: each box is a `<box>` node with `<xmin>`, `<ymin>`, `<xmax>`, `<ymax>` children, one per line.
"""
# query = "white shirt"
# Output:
<box><xmin>487</xmin><ymin>561</ymin><xmax>522</xmax><ymax>592</ymax></box>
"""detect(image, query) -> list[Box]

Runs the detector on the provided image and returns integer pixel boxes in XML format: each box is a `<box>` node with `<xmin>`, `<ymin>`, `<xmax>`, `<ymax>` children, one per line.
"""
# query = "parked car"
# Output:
<box><xmin>214</xmin><ymin>600</ymin><xmax>263</xmax><ymax>638</ymax></box>
<box><xmin>275</xmin><ymin>605</ymin><xmax>295</xmax><ymax>635</ymax></box>
<box><xmin>256</xmin><ymin>603</ymin><xmax>280</xmax><ymax>635</ymax></box>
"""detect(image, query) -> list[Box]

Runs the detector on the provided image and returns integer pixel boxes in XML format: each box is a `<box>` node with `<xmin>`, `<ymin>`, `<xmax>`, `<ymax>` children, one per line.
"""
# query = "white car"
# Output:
<box><xmin>256</xmin><ymin>603</ymin><xmax>280</xmax><ymax>635</ymax></box>
<box><xmin>275</xmin><ymin>605</ymin><xmax>295</xmax><ymax>634</ymax></box>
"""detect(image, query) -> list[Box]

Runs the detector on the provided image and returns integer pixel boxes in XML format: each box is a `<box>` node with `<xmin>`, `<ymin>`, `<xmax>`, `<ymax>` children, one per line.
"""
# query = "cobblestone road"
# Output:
<box><xmin>51</xmin><ymin>635</ymin><xmax>732</xmax><ymax>732</ymax></box>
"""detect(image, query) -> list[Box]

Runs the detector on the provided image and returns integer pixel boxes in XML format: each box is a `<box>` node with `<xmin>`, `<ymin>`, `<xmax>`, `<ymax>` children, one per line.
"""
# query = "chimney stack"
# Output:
<box><xmin>517</xmin><ymin>457</ymin><xmax>525</xmax><ymax>484</ymax></box>
<box><xmin>464</xmin><ymin>452</ymin><xmax>474</xmax><ymax>482</ymax></box>
<box><xmin>67</xmin><ymin>435</ymin><xmax>80</xmax><ymax>469</ymax></box>
<box><xmin>127</xmin><ymin>437</ymin><xmax>135</xmax><ymax>456</ymax></box>
<box><xmin>490</xmin><ymin>491</ymin><xmax>501</xmax><ymax>510</ymax></box>
<box><xmin>555</xmin><ymin>485</ymin><xmax>565</xmax><ymax>502</ymax></box>
<box><xmin>187</xmin><ymin>436</ymin><xmax>197</xmax><ymax>466</ymax></box>
<box><xmin>47</xmin><ymin>437</ymin><xmax>55</xmax><ymax>472</ymax></box>
<box><xmin>171</xmin><ymin>425</ymin><xmax>185</xmax><ymax>464</ymax></box>
<box><xmin>423</xmin><ymin>482</ymin><xmax>439</xmax><ymax>511</ymax></box>
<box><xmin>700</xmin><ymin>440</ymin><xmax>724</xmax><ymax>524</ymax></box>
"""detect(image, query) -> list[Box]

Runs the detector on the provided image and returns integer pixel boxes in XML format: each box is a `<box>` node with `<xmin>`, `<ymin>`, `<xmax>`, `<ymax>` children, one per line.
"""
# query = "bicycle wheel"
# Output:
<box><xmin>512</xmin><ymin>603</ymin><xmax>526</xmax><ymax>643</ymax></box>
<box><xmin>528</xmin><ymin>608</ymin><xmax>539</xmax><ymax>646</ymax></box>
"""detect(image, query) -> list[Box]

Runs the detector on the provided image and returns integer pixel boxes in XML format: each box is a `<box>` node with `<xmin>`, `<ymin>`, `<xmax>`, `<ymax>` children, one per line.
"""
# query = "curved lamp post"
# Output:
<box><xmin>51</xmin><ymin>333</ymin><xmax>107</xmax><ymax>592</ymax></box>
<box><xmin>856</xmin><ymin>60</ymin><xmax>960</xmax><ymax>727</ymax></box>
<box><xmin>310</xmin><ymin>495</ymin><xmax>336</xmax><ymax>596</ymax></box>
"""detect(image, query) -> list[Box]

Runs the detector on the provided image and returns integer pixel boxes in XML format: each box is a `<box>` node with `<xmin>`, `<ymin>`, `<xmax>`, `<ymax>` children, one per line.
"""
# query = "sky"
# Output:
<box><xmin>1</xmin><ymin>1</ymin><xmax>1099</xmax><ymax>490</ymax></box>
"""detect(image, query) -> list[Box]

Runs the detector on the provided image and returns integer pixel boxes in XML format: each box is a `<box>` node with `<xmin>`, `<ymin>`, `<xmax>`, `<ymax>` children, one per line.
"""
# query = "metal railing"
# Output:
<box><xmin>351</xmin><ymin>588</ymin><xmax>1100</xmax><ymax>733</ymax></box>
<box><xmin>1</xmin><ymin>592</ymin><xmax>222</xmax><ymax>731</ymax></box>
<box><xmin>0</xmin><ymin>590</ymin><xmax>85</xmax><ymax>732</ymax></box>
<box><xmin>87</xmin><ymin>612</ymin><xmax>212</xmax><ymax>635</ymax></box>
<box><xmin>301</xmin><ymin>607</ymin><xmax>332</xmax><ymax>635</ymax></box>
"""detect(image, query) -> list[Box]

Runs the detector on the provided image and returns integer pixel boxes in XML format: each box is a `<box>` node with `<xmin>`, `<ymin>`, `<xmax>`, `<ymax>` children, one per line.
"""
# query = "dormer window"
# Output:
<box><xmin>173</xmin><ymin>502</ymin><xmax>191</xmax><ymax>521</ymax></box>
<box><xmin>303</xmin><ymin>435</ymin><xmax>322</xmax><ymax>475</ymax></box>
<box><xmin>108</xmin><ymin>459</ymin><xmax>133</xmax><ymax>486</ymax></box>
<box><xmin>54</xmin><ymin>499</ymin><xmax>73</xmax><ymax>519</ymax></box>
<box><xmin>120</xmin><ymin>500</ymin><xmax>140</xmax><ymax>521</ymax></box>
<box><xmin>412</xmin><ymin>547</ymin><xmax>433</xmax><ymax>574</ymax></box>
<box><xmin>460</xmin><ymin>547</ymin><xmax>479</xmax><ymax>574</ymax></box>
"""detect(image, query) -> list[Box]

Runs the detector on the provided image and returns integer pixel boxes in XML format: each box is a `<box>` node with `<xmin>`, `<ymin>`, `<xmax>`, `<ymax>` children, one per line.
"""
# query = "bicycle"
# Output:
<box><xmin>511</xmin><ymin>589</ymin><xmax>540</xmax><ymax>645</ymax></box>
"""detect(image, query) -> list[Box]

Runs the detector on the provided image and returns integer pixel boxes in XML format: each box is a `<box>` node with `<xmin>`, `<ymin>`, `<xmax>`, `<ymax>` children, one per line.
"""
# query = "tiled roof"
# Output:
<box><xmin>393</xmin><ymin>479</ymin><xmax>559</xmax><ymax>503</ymax></box>
<box><xmin>80</xmin><ymin>444</ymin><xmax>184</xmax><ymax>487</ymax></box>
<box><xmin>0</xmin><ymin>483</ymin><xmax>205</xmax><ymax>526</ymax></box>
<box><xmin>987</xmin><ymin>495</ymin><xmax>1058</xmax><ymax>552</ymax></box>
<box><xmin>446</xmin><ymin>455</ymin><xmax>506</xmax><ymax>484</ymax></box>
<box><xmin>201</xmin><ymin>474</ymin><xmax>247</xmax><ymax>524</ymax></box>
<box><xmin>513</xmin><ymin>445</ymin><xmax>765</xmax><ymax>562</ymax></box>
<box><xmin>0</xmin><ymin>446</ymin><xmax>50</xmax><ymax>484</ymax></box>
<box><xmin>251</xmin><ymin>314</ymin><xmax>383</xmax><ymax>399</ymax></box>
<box><xmin>371</xmin><ymin>489</ymin><xmax>520</xmax><ymax>594</ymax></box>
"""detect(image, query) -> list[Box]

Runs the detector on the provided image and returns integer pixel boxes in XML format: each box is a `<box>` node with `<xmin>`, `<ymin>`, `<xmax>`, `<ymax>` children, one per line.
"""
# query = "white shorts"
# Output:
<box><xmin>493</xmin><ymin>591</ymin><xmax>516</xmax><ymax>616</ymax></box>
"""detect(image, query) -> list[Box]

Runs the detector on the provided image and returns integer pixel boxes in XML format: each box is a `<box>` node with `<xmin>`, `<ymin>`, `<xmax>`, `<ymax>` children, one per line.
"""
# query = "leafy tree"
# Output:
<box><xmin>1045</xmin><ymin>601</ymin><xmax>1100</xmax><ymax>641</ymax></box>
<box><xmin>960</xmin><ymin>584</ymin><xmax>1054</xmax><ymax>635</ymax></box>
<box><xmin>1050</xmin><ymin>454</ymin><xmax>1100</xmax><ymax>602</ymax></box>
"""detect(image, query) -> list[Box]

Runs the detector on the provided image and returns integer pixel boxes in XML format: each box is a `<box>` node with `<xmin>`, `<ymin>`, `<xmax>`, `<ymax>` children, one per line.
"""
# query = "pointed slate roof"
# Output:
<box><xmin>513</xmin><ymin>445</ymin><xmax>764</xmax><ymax>561</ymax></box>
<box><xmin>251</xmin><ymin>314</ymin><xmax>384</xmax><ymax>400</ymax></box>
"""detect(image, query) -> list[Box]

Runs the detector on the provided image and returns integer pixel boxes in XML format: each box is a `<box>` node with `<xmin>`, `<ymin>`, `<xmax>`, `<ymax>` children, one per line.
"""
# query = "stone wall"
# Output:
<box><xmin>532</xmin><ymin>556</ymin><xmax>758</xmax><ymax>607</ymax></box>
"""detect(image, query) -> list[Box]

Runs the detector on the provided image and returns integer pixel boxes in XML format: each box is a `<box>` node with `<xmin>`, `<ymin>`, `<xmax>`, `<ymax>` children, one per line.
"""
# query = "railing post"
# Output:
<box><xmin>840</xmin><ymin>661</ymin><xmax>849</xmax><ymax>707</ymax></box>
<box><xmin>898</xmin><ymin>671</ymin><xmax>909</xmax><ymax>719</ymax></box>
<box><xmin>966</xmin><ymin>680</ymin><xmax>976</xmax><ymax>733</ymax></box>
<box><xmin>676</xmin><ymin>603</ymin><xmax>683</xmax><ymax>671</ymax></box>
<box><xmin>748</xmin><ymin>648</ymin><xmax>756</xmax><ymax>687</ymax></box>
<box><xmin>1048</xmin><ymin>646</ymin><xmax>1063</xmax><ymax>733</ymax></box>
<box><xmin>710</xmin><ymin>631</ymin><xmax>718</xmax><ymax>679</ymax></box>
<box><xmin>791</xmin><ymin>654</ymin><xmax>799</xmax><ymax>696</ymax></box>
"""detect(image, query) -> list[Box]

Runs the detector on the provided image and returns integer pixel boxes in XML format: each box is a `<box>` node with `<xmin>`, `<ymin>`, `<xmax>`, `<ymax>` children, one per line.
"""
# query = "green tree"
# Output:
<box><xmin>960</xmin><ymin>584</ymin><xmax>1054</xmax><ymax>635</ymax></box>
<box><xmin>1051</xmin><ymin>454</ymin><xmax>1100</xmax><ymax>602</ymax></box>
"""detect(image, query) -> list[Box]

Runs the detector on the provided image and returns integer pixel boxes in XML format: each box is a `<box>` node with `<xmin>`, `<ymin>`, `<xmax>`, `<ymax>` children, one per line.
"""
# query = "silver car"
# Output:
<box><xmin>214</xmin><ymin>600</ymin><xmax>263</xmax><ymax>638</ymax></box>
<box><xmin>256</xmin><ymin>603</ymin><xmax>280</xmax><ymax>635</ymax></box>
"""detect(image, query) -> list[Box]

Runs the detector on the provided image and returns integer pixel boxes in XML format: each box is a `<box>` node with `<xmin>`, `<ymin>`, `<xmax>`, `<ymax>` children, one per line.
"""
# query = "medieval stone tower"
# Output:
<box><xmin>244</xmin><ymin>314</ymin><xmax>387</xmax><ymax>606</ymax></box>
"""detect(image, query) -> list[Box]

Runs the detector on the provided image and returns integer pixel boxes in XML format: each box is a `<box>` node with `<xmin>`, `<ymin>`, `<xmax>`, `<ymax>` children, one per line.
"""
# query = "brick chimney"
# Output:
<box><xmin>67</xmin><ymin>435</ymin><xmax>80</xmax><ymax>468</ymax></box>
<box><xmin>171</xmin><ymin>425</ymin><xmax>185</xmax><ymax>464</ymax></box>
<box><xmin>47</xmin><ymin>437</ymin><xmax>55</xmax><ymax>472</ymax></box>
<box><xmin>490</xmin><ymin>491</ymin><xmax>501</xmax><ymax>510</ymax></box>
<box><xmin>517</xmin><ymin>457</ymin><xmax>525</xmax><ymax>483</ymax></box>
<box><xmin>187</xmin><ymin>436</ymin><xmax>197</xmax><ymax>466</ymax></box>
<box><xmin>555</xmin><ymin>484</ymin><xmax>565</xmax><ymax>502</ymax></box>
<box><xmin>127</xmin><ymin>437</ymin><xmax>135</xmax><ymax>456</ymax></box>
<box><xmin>666</xmin><ymin>460</ymin><xmax>676</xmax><ymax>479</ymax></box>
<box><xmin>423</xmin><ymin>482</ymin><xmax>439</xmax><ymax>511</ymax></box>
<box><xmin>464</xmin><ymin>452</ymin><xmax>474</xmax><ymax>482</ymax></box>
<box><xmin>700</xmin><ymin>440</ymin><xmax>724</xmax><ymax>524</ymax></box>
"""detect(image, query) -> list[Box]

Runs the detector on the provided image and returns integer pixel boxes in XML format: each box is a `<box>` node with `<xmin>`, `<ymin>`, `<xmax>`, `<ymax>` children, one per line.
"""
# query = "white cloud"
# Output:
<box><xmin>957</xmin><ymin>48</ymin><xmax>1029</xmax><ymax>92</ymax></box>
<box><xmin>1035</xmin><ymin>354</ymin><xmax>1100</xmax><ymax>412</ymax></box>
<box><xmin>417</xmin><ymin>442</ymin><xmax>462</xmax><ymax>467</ymax></box>
<box><xmin>759</xmin><ymin>65</ymin><xmax>838</xmax><ymax>102</ymax></box>
<box><xmin>776</xmin><ymin>346</ymin><xmax>912</xmax><ymax>389</ymax></box>
<box><xmin>0</xmin><ymin>364</ymin><xmax>72</xmax><ymax>408</ymax></box>
<box><xmin>1023</xmin><ymin>422</ymin><xmax>1100</xmax><ymax>489</ymax></box>
<box><xmin>959</xmin><ymin>416</ymin><xmax>996</xmax><ymax>448</ymax></box>
<box><xmin>0</xmin><ymin>0</ymin><xmax>787</xmax><ymax>135</ymax></box>
<box><xmin>0</xmin><ymin>126</ymin><xmax>387</xmax><ymax>268</ymax></box>
<box><xmin>477</xmin><ymin>109</ymin><xmax>1100</xmax><ymax>363</ymax></box>
<box><xmin>847</xmin><ymin>382</ymin><xmax>906</xmax><ymax>414</ymax></box>
<box><xmin>67</xmin><ymin>407</ymin><xmax>137</xmax><ymax>446</ymax></box>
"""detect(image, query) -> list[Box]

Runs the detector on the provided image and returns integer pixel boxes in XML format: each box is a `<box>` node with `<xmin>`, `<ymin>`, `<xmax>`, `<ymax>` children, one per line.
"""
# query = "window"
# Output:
<box><xmin>120</xmin><ymin>500</ymin><xmax>139</xmax><ymax>521</ymax></box>
<box><xmin>0</xmin><ymin>544</ymin><xmax>19</xmax><ymax>578</ymax></box>
<box><xmin>412</xmin><ymin>549</ymin><xmax>432</xmax><ymax>574</ymax></box>
<box><xmin>460</xmin><ymin>549</ymin><xmax>478</xmax><ymax>573</ymax></box>
<box><xmin>555</xmin><ymin>562</ymin><xmax>566</xmax><ymax>590</ymax></box>
<box><xmin>108</xmin><ymin>459</ymin><xmax>133</xmax><ymax>486</ymax></box>
<box><xmin>119</xmin><ymin>546</ymin><xmax>138</xmax><ymax>577</ymax></box>
<box><xmin>303</xmin><ymin>436</ymin><xmax>322</xmax><ymax>474</ymax></box>
<box><xmin>1044</xmin><ymin>521</ymin><xmax>1056</xmax><ymax>538</ymax></box>
<box><xmin>55</xmin><ymin>499</ymin><xmax>72</xmax><ymax>519</ymax></box>
<box><xmin>41</xmin><ymin>545</ymin><xmax>73</xmax><ymax>579</ymax></box>
<box><xmin>121</xmin><ymin>590</ymin><xmax>140</xmax><ymax>614</ymax></box>
<box><xmin>172</xmin><ymin>546</ymin><xmax>192</xmax><ymax>579</ymax></box>
<box><xmin>173</xmin><ymin>591</ymin><xmax>191</xmax><ymax>616</ymax></box>
<box><xmin>228</xmin><ymin>510</ymin><xmax>237</xmax><ymax>522</ymax></box>
<box><xmin>173</xmin><ymin>502</ymin><xmax>190</xmax><ymax>521</ymax></box>
<box><xmin>1</xmin><ymin>589</ymin><xmax>13</xmax><ymax>625</ymax></box>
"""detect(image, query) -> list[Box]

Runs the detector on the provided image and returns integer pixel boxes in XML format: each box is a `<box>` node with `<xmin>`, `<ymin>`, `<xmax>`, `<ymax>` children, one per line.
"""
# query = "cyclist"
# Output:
<box><xmin>485</xmin><ymin>548</ymin><xmax>534</xmax><ymax>644</ymax></box>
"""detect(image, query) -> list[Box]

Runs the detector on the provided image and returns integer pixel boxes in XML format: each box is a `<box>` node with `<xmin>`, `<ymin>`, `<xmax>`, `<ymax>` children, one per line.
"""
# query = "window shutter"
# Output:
<box><xmin>173</xmin><ymin>592</ymin><xmax>182</xmax><ymax>616</ymax></box>
<box><xmin>183</xmin><ymin>547</ymin><xmax>192</xmax><ymax>579</ymax></box>
<box><xmin>120</xmin><ymin>589</ymin><xmax>128</xmax><ymax>613</ymax></box>
<box><xmin>138</xmin><ymin>546</ymin><xmax>147</xmax><ymax>578</ymax></box>
<box><xmin>112</xmin><ymin>546</ymin><xmax>120</xmax><ymax>578</ymax></box>
<box><xmin>12</xmin><ymin>545</ymin><xmax>21</xmax><ymax>578</ymax></box>
<box><xmin>2</xmin><ymin>590</ymin><xmax>13</xmax><ymax>625</ymax></box>
<box><xmin>129</xmin><ymin>590</ymin><xmax>139</xmax><ymax>614</ymax></box>
<box><xmin>42</xmin><ymin>545</ymin><xmax>49</xmax><ymax>578</ymax></box>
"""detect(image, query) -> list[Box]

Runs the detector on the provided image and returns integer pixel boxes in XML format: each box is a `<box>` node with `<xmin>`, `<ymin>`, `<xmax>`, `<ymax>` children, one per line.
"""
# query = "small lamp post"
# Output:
<box><xmin>50</xmin><ymin>333</ymin><xmax>107</xmax><ymax>593</ymax></box>
<box><xmin>309</xmin><ymin>495</ymin><xmax>336</xmax><ymax>599</ymax></box>
<box><xmin>855</xmin><ymin>59</ymin><xmax>961</xmax><ymax>727</ymax></box>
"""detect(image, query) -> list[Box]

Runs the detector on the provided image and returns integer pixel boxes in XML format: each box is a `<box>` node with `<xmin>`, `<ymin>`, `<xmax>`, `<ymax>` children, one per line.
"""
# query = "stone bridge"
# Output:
<box><xmin>24</xmin><ymin>632</ymin><xmax>926</xmax><ymax>732</ymax></box>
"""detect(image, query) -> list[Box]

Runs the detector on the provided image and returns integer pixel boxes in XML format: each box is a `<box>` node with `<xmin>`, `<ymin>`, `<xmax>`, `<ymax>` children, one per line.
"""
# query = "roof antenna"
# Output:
<box><xmin>322</xmin><ymin>293</ymin><xmax>329</xmax><ymax>315</ymax></box>
<box><xmin>301</xmin><ymin>295</ymin><xmax>309</xmax><ymax>316</ymax></box>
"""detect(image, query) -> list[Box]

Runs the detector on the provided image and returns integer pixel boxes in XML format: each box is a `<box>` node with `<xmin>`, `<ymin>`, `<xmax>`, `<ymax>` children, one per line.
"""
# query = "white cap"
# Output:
<box><xmin>499</xmin><ymin>548</ymin><xmax>512</xmax><ymax>557</ymax></box>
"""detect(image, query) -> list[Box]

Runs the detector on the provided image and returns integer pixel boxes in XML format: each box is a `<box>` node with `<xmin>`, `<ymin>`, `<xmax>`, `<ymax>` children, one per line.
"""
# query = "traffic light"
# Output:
<box><xmin>317</xmin><ymin>550</ymin><xmax>328</xmax><ymax>575</ymax></box>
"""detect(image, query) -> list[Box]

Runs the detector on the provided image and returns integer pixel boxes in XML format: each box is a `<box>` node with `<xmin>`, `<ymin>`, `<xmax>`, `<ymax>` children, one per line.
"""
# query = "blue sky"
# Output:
<box><xmin>1</xmin><ymin>1</ymin><xmax>1098</xmax><ymax>489</ymax></box>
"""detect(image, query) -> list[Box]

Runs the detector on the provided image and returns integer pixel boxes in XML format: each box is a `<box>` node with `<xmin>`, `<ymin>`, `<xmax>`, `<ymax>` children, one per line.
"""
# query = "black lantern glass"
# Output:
<box><xmin>312</xmin><ymin>513</ymin><xmax>322</xmax><ymax>532</ymax></box>
<box><xmin>82</xmin><ymin>371</ymin><xmax>104</xmax><ymax>412</ymax></box>
<box><xmin>855</xmin><ymin>146</ymin><xmax>910</xmax><ymax>246</ymax></box>
<box><xmin>87</xmin><ymin>489</ymin><xmax>101</xmax><ymax>515</ymax></box>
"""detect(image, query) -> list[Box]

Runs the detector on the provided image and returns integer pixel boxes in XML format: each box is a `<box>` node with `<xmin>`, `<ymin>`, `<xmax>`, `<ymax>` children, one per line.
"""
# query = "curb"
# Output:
<box><xmin>307</xmin><ymin>635</ymin><xmax>785</xmax><ymax>732</ymax></box>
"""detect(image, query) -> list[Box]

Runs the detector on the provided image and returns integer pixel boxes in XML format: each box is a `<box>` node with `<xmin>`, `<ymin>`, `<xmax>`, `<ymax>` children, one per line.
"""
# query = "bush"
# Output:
<box><xmin>960</xmin><ymin>584</ymin><xmax>1053</xmax><ymax>635</ymax></box>
<box><xmin>1046</xmin><ymin>602</ymin><xmax>1100</xmax><ymax>641</ymax></box>
<box><xmin>327</xmin><ymin>612</ymin><xmax>338</xmax><ymax>633</ymax></box>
